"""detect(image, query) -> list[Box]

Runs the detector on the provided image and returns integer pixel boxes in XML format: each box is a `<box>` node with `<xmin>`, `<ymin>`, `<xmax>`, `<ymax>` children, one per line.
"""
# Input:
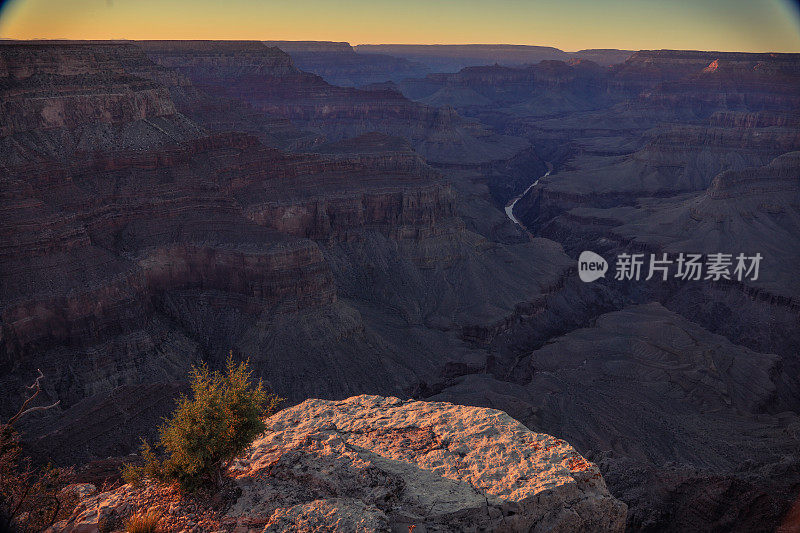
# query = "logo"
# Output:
<box><xmin>578</xmin><ymin>251</ymin><xmax>608</xmax><ymax>282</ymax></box>
<box><xmin>576</xmin><ymin>251</ymin><xmax>762</xmax><ymax>282</ymax></box>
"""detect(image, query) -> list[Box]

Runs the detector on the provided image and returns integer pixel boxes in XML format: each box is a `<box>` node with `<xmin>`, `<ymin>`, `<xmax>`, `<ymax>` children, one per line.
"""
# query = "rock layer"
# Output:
<box><xmin>0</xmin><ymin>42</ymin><xmax>572</xmax><ymax>472</ymax></box>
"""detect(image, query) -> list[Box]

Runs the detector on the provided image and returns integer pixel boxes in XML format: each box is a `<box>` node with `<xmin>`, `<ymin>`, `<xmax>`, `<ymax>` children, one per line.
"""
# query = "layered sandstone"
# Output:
<box><xmin>514</xmin><ymin>116</ymin><xmax>800</xmax><ymax>229</ymax></box>
<box><xmin>0</xmin><ymin>41</ymin><xmax>471</xmax><ymax>456</ymax></box>
<box><xmin>1</xmin><ymin>42</ymin><xmax>572</xmax><ymax>473</ymax></box>
<box><xmin>137</xmin><ymin>40</ymin><xmax>528</xmax><ymax>165</ymax></box>
<box><xmin>397</xmin><ymin>60</ymin><xmax>613</xmax><ymax>120</ymax></box>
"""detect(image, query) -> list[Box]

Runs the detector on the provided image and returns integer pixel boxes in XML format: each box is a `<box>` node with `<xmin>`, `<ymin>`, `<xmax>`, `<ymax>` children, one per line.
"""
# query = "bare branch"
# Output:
<box><xmin>7</xmin><ymin>388</ymin><xmax>41</xmax><ymax>428</ymax></box>
<box><xmin>9</xmin><ymin>402</ymin><xmax>60</xmax><ymax>425</ymax></box>
<box><xmin>27</xmin><ymin>369</ymin><xmax>44</xmax><ymax>391</ymax></box>
<box><xmin>3</xmin><ymin>369</ymin><xmax>59</xmax><ymax>429</ymax></box>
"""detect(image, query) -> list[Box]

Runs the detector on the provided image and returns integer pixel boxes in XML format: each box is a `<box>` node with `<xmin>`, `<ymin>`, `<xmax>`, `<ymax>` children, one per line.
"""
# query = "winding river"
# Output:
<box><xmin>504</xmin><ymin>169</ymin><xmax>551</xmax><ymax>226</ymax></box>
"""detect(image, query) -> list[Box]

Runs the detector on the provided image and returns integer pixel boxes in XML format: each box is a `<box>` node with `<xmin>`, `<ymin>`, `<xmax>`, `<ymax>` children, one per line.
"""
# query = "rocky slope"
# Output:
<box><xmin>50</xmin><ymin>396</ymin><xmax>627</xmax><ymax>532</ymax></box>
<box><xmin>598</xmin><ymin>152</ymin><xmax>800</xmax><ymax>301</ymax></box>
<box><xmin>514</xmin><ymin>119</ymin><xmax>800</xmax><ymax>224</ymax></box>
<box><xmin>433</xmin><ymin>302</ymin><xmax>799</xmax><ymax>530</ymax></box>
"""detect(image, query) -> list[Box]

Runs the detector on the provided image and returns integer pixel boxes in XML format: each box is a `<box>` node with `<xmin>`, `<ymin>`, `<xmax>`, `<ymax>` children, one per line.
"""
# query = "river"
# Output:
<box><xmin>504</xmin><ymin>169</ymin><xmax>551</xmax><ymax>226</ymax></box>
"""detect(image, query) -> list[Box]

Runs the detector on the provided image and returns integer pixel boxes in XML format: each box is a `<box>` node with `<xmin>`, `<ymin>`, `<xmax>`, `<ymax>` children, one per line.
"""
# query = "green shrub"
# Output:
<box><xmin>120</xmin><ymin>462</ymin><xmax>143</xmax><ymax>488</ymax></box>
<box><xmin>121</xmin><ymin>440</ymin><xmax>161</xmax><ymax>488</ymax></box>
<box><xmin>124</xmin><ymin>355</ymin><xmax>281</xmax><ymax>491</ymax></box>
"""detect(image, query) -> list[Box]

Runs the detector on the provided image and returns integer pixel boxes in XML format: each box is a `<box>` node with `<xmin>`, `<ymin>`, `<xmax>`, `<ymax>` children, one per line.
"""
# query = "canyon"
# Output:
<box><xmin>1</xmin><ymin>40</ymin><xmax>799</xmax><ymax>531</ymax></box>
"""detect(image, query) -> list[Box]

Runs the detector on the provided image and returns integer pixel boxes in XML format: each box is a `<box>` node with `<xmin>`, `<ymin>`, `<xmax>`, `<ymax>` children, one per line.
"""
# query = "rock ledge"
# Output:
<box><xmin>53</xmin><ymin>395</ymin><xmax>627</xmax><ymax>532</ymax></box>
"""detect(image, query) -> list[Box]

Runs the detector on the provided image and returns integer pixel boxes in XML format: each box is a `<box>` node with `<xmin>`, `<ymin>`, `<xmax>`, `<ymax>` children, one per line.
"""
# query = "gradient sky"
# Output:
<box><xmin>1</xmin><ymin>0</ymin><xmax>799</xmax><ymax>52</ymax></box>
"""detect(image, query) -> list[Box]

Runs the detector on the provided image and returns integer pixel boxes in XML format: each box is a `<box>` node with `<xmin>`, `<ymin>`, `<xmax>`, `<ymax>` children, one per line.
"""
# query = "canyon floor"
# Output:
<box><xmin>1</xmin><ymin>40</ymin><xmax>799</xmax><ymax>531</ymax></box>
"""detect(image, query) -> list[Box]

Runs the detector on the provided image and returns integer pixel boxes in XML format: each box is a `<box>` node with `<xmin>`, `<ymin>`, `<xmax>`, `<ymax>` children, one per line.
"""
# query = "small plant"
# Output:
<box><xmin>120</xmin><ymin>462</ymin><xmax>143</xmax><ymax>487</ymax></box>
<box><xmin>123</xmin><ymin>355</ymin><xmax>282</xmax><ymax>491</ymax></box>
<box><xmin>124</xmin><ymin>508</ymin><xmax>161</xmax><ymax>533</ymax></box>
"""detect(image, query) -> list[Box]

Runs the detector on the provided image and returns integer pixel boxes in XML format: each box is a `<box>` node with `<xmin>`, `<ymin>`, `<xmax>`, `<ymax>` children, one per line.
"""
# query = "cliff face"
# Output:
<box><xmin>0</xmin><ymin>43</ymin><xmax>181</xmax><ymax>132</ymax></box>
<box><xmin>50</xmin><ymin>396</ymin><xmax>627</xmax><ymax>532</ymax></box>
<box><xmin>396</xmin><ymin>60</ymin><xmax>615</xmax><ymax>120</ymax></box>
<box><xmin>1</xmin><ymin>42</ymin><xmax>573</xmax><ymax>472</ymax></box>
<box><xmin>632</xmin><ymin>50</ymin><xmax>800</xmax><ymax>113</ymax></box>
<box><xmin>263</xmin><ymin>40</ymin><xmax>430</xmax><ymax>87</ymax></box>
<box><xmin>0</xmin><ymin>130</ymin><xmax>342</xmax><ymax>419</ymax></box>
<box><xmin>0</xmin><ymin>42</ymin><xmax>202</xmax><ymax>167</ymax></box>
<box><xmin>137</xmin><ymin>40</ymin><xmax>529</xmax><ymax>165</ymax></box>
<box><xmin>507</xmin><ymin>49</ymin><xmax>800</xmax><ymax>222</ymax></box>
<box><xmin>520</xmin><ymin>119</ymin><xmax>800</xmax><ymax>214</ymax></box>
<box><xmin>243</xmin><ymin>183</ymin><xmax>456</xmax><ymax>241</ymax></box>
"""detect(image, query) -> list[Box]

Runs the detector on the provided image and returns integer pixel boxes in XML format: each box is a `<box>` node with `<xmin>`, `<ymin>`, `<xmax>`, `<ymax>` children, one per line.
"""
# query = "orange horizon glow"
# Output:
<box><xmin>1</xmin><ymin>0</ymin><xmax>800</xmax><ymax>54</ymax></box>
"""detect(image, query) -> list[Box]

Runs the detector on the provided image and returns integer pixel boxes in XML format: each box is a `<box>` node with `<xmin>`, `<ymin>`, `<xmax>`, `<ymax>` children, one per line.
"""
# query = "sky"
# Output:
<box><xmin>1</xmin><ymin>0</ymin><xmax>799</xmax><ymax>52</ymax></box>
